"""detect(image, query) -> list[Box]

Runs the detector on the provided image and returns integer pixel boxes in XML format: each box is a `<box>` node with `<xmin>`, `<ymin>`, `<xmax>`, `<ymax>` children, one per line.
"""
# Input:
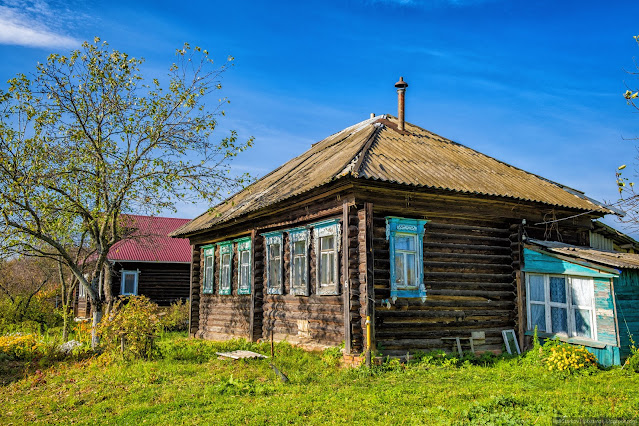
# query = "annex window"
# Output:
<box><xmin>217</xmin><ymin>242</ymin><xmax>233</xmax><ymax>295</ymax></box>
<box><xmin>289</xmin><ymin>227</ymin><xmax>310</xmax><ymax>296</ymax></box>
<box><xmin>263</xmin><ymin>232</ymin><xmax>283</xmax><ymax>295</ymax></box>
<box><xmin>235</xmin><ymin>237</ymin><xmax>252</xmax><ymax>295</ymax></box>
<box><xmin>526</xmin><ymin>274</ymin><xmax>596</xmax><ymax>339</ymax></box>
<box><xmin>121</xmin><ymin>270</ymin><xmax>139</xmax><ymax>296</ymax></box>
<box><xmin>386</xmin><ymin>217</ymin><xmax>428</xmax><ymax>302</ymax></box>
<box><xmin>202</xmin><ymin>245</ymin><xmax>215</xmax><ymax>294</ymax></box>
<box><xmin>313</xmin><ymin>219</ymin><xmax>341</xmax><ymax>296</ymax></box>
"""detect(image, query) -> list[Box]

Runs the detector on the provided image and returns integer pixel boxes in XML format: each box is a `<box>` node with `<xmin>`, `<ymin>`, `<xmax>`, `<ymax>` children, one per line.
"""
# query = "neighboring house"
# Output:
<box><xmin>590</xmin><ymin>220</ymin><xmax>639</xmax><ymax>253</ymax></box>
<box><xmin>76</xmin><ymin>215</ymin><xmax>192</xmax><ymax>318</ymax></box>
<box><xmin>171</xmin><ymin>78</ymin><xmax>639</xmax><ymax>365</ymax></box>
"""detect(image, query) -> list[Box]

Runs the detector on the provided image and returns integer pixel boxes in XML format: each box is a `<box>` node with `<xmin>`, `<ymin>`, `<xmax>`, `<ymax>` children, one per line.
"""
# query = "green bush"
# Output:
<box><xmin>0</xmin><ymin>296</ymin><xmax>62</xmax><ymax>334</ymax></box>
<box><xmin>159</xmin><ymin>299</ymin><xmax>189</xmax><ymax>332</ymax></box>
<box><xmin>98</xmin><ymin>296</ymin><xmax>161</xmax><ymax>360</ymax></box>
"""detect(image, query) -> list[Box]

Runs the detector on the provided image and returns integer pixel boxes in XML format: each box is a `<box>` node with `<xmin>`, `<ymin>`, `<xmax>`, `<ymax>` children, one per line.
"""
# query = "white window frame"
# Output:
<box><xmin>393</xmin><ymin>232</ymin><xmax>419</xmax><ymax>291</ymax></box>
<box><xmin>78</xmin><ymin>283</ymin><xmax>86</xmax><ymax>298</ymax></box>
<box><xmin>263</xmin><ymin>232</ymin><xmax>283</xmax><ymax>295</ymax></box>
<box><xmin>526</xmin><ymin>273</ymin><xmax>597</xmax><ymax>340</ymax></box>
<box><xmin>120</xmin><ymin>270</ymin><xmax>139</xmax><ymax>296</ymax></box>
<box><xmin>202</xmin><ymin>246</ymin><xmax>215</xmax><ymax>294</ymax></box>
<box><xmin>313</xmin><ymin>220</ymin><xmax>341</xmax><ymax>296</ymax></box>
<box><xmin>289</xmin><ymin>228</ymin><xmax>310</xmax><ymax>296</ymax></box>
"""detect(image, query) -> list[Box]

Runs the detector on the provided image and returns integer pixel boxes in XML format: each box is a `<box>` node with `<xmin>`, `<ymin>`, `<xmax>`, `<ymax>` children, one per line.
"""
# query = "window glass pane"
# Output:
<box><xmin>268</xmin><ymin>244</ymin><xmax>281</xmax><ymax>287</ymax></box>
<box><xmin>550</xmin><ymin>277</ymin><xmax>566</xmax><ymax>303</ymax></box>
<box><xmin>321</xmin><ymin>235</ymin><xmax>334</xmax><ymax>251</ymax></box>
<box><xmin>530</xmin><ymin>304</ymin><xmax>546</xmax><ymax>332</ymax></box>
<box><xmin>574</xmin><ymin>309</ymin><xmax>592</xmax><ymax>338</ymax></box>
<box><xmin>293</xmin><ymin>256</ymin><xmax>306</xmax><ymax>288</ymax></box>
<box><xmin>241</xmin><ymin>250</ymin><xmax>250</xmax><ymax>266</ymax></box>
<box><xmin>405</xmin><ymin>253</ymin><xmax>416</xmax><ymax>286</ymax></box>
<box><xmin>241</xmin><ymin>265</ymin><xmax>249</xmax><ymax>289</ymax></box>
<box><xmin>395</xmin><ymin>235</ymin><xmax>415</xmax><ymax>251</ymax></box>
<box><xmin>528</xmin><ymin>275</ymin><xmax>545</xmax><ymax>302</ymax></box>
<box><xmin>394</xmin><ymin>253</ymin><xmax>405</xmax><ymax>285</ymax></box>
<box><xmin>294</xmin><ymin>240</ymin><xmax>305</xmax><ymax>256</ymax></box>
<box><xmin>269</xmin><ymin>243</ymin><xmax>280</xmax><ymax>260</ymax></box>
<box><xmin>551</xmin><ymin>307</ymin><xmax>568</xmax><ymax>334</ymax></box>
<box><xmin>124</xmin><ymin>273</ymin><xmax>136</xmax><ymax>294</ymax></box>
<box><xmin>571</xmin><ymin>278</ymin><xmax>593</xmax><ymax>307</ymax></box>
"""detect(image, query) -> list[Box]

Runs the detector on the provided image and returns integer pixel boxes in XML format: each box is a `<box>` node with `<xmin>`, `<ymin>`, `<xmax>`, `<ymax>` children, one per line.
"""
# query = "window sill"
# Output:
<box><xmin>524</xmin><ymin>330</ymin><xmax>609</xmax><ymax>349</ymax></box>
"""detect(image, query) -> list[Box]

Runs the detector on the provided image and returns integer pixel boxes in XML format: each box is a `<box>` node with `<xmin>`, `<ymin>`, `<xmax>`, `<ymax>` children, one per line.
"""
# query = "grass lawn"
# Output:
<box><xmin>1</xmin><ymin>334</ymin><xmax>638</xmax><ymax>425</ymax></box>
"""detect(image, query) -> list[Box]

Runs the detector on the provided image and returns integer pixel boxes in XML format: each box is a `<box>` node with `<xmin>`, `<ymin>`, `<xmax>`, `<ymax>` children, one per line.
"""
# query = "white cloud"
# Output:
<box><xmin>0</xmin><ymin>1</ymin><xmax>81</xmax><ymax>49</ymax></box>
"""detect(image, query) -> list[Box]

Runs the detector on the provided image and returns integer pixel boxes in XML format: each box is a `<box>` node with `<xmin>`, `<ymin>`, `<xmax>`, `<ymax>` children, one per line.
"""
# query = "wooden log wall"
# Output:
<box><xmin>198</xmin><ymin>244</ymin><xmax>252</xmax><ymax>341</ymax></box>
<box><xmin>344</xmin><ymin>204</ymin><xmax>362</xmax><ymax>353</ymax></box>
<box><xmin>372</xmin><ymin>214</ymin><xmax>517</xmax><ymax>356</ymax></box>
<box><xmin>250</xmin><ymin>231</ymin><xmax>265</xmax><ymax>342</ymax></box>
<box><xmin>190</xmin><ymin>245</ymin><xmax>201</xmax><ymax>336</ymax></box>
<box><xmin>262</xmin><ymin>220</ymin><xmax>345</xmax><ymax>348</ymax></box>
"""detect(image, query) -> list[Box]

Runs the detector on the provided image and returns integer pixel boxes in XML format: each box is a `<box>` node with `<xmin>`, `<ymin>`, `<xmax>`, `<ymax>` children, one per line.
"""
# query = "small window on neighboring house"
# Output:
<box><xmin>313</xmin><ymin>219</ymin><xmax>341</xmax><ymax>296</ymax></box>
<box><xmin>236</xmin><ymin>237</ymin><xmax>252</xmax><ymax>295</ymax></box>
<box><xmin>217</xmin><ymin>242</ymin><xmax>233</xmax><ymax>295</ymax></box>
<box><xmin>121</xmin><ymin>270</ymin><xmax>139</xmax><ymax>296</ymax></box>
<box><xmin>202</xmin><ymin>245</ymin><xmax>215</xmax><ymax>294</ymax></box>
<box><xmin>386</xmin><ymin>217</ymin><xmax>428</xmax><ymax>302</ymax></box>
<box><xmin>289</xmin><ymin>228</ymin><xmax>310</xmax><ymax>296</ymax></box>
<box><xmin>78</xmin><ymin>283</ymin><xmax>86</xmax><ymax>298</ymax></box>
<box><xmin>526</xmin><ymin>274</ymin><xmax>596</xmax><ymax>339</ymax></box>
<box><xmin>263</xmin><ymin>232</ymin><xmax>283</xmax><ymax>295</ymax></box>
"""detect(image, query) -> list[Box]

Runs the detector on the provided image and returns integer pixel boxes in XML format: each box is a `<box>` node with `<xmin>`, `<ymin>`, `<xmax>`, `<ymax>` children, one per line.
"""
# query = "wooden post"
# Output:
<box><xmin>342</xmin><ymin>201</ymin><xmax>352</xmax><ymax>354</ymax></box>
<box><xmin>365</xmin><ymin>202</ymin><xmax>376</xmax><ymax>352</ymax></box>
<box><xmin>249</xmin><ymin>229</ymin><xmax>257</xmax><ymax>342</ymax></box>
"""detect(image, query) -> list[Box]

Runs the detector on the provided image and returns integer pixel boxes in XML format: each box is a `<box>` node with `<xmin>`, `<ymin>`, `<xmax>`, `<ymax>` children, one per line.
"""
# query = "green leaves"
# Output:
<box><xmin>0</xmin><ymin>39</ymin><xmax>253</xmax><ymax>309</ymax></box>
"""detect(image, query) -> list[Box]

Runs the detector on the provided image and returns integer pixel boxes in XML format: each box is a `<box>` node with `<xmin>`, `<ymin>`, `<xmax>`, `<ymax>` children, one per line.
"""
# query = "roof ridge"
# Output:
<box><xmin>352</xmin><ymin>122</ymin><xmax>384</xmax><ymax>177</ymax></box>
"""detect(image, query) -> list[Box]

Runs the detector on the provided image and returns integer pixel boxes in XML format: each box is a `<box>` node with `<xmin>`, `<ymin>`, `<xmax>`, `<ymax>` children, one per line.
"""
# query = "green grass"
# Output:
<box><xmin>1</xmin><ymin>334</ymin><xmax>638</xmax><ymax>425</ymax></box>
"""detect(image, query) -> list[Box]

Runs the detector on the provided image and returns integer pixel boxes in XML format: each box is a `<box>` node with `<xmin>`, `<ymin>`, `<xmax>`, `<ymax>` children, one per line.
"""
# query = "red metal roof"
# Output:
<box><xmin>109</xmin><ymin>215</ymin><xmax>192</xmax><ymax>263</ymax></box>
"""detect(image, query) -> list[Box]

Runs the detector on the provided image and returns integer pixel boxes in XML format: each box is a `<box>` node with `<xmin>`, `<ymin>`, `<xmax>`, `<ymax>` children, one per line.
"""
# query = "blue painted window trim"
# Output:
<box><xmin>386</xmin><ymin>216</ymin><xmax>428</xmax><ymax>302</ymax></box>
<box><xmin>216</xmin><ymin>241</ymin><xmax>233</xmax><ymax>295</ymax></box>
<box><xmin>234</xmin><ymin>237</ymin><xmax>252</xmax><ymax>295</ymax></box>
<box><xmin>312</xmin><ymin>218</ymin><xmax>341</xmax><ymax>296</ymax></box>
<box><xmin>262</xmin><ymin>231</ymin><xmax>283</xmax><ymax>295</ymax></box>
<box><xmin>202</xmin><ymin>244</ymin><xmax>215</xmax><ymax>294</ymax></box>
<box><xmin>288</xmin><ymin>226</ymin><xmax>310</xmax><ymax>296</ymax></box>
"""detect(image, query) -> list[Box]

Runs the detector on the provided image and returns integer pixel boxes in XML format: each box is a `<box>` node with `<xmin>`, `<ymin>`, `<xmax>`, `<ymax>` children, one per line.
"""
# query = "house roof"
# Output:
<box><xmin>109</xmin><ymin>215</ymin><xmax>191</xmax><ymax>263</ymax></box>
<box><xmin>528</xmin><ymin>239</ymin><xmax>639</xmax><ymax>270</ymax></box>
<box><xmin>172</xmin><ymin>115</ymin><xmax>615</xmax><ymax>237</ymax></box>
<box><xmin>591</xmin><ymin>220</ymin><xmax>639</xmax><ymax>250</ymax></box>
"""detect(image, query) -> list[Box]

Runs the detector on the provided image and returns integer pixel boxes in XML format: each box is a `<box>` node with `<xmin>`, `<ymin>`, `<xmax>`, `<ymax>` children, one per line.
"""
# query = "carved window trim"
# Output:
<box><xmin>262</xmin><ymin>231</ymin><xmax>283</xmax><ymax>295</ymax></box>
<box><xmin>234</xmin><ymin>237</ymin><xmax>252</xmax><ymax>295</ymax></box>
<box><xmin>313</xmin><ymin>219</ymin><xmax>341</xmax><ymax>296</ymax></box>
<box><xmin>202</xmin><ymin>245</ymin><xmax>215</xmax><ymax>294</ymax></box>
<box><xmin>289</xmin><ymin>227</ymin><xmax>310</xmax><ymax>296</ymax></box>
<box><xmin>217</xmin><ymin>241</ymin><xmax>233</xmax><ymax>295</ymax></box>
<box><xmin>386</xmin><ymin>216</ymin><xmax>428</xmax><ymax>302</ymax></box>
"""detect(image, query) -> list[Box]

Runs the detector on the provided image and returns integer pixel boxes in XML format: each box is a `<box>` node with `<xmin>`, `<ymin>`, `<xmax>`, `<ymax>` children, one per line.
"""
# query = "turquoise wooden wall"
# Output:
<box><xmin>613</xmin><ymin>270</ymin><xmax>639</xmax><ymax>362</ymax></box>
<box><xmin>524</xmin><ymin>248</ymin><xmax>621</xmax><ymax>366</ymax></box>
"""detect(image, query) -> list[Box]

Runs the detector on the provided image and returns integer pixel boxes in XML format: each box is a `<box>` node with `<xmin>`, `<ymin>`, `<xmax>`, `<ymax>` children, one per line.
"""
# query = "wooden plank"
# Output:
<box><xmin>343</xmin><ymin>202</ymin><xmax>351</xmax><ymax>354</ymax></box>
<box><xmin>248</xmin><ymin>229</ymin><xmax>257</xmax><ymax>342</ymax></box>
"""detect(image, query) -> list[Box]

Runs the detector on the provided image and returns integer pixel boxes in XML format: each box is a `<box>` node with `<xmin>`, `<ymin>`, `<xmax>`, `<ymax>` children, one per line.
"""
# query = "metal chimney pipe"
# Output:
<box><xmin>394</xmin><ymin>76</ymin><xmax>408</xmax><ymax>131</ymax></box>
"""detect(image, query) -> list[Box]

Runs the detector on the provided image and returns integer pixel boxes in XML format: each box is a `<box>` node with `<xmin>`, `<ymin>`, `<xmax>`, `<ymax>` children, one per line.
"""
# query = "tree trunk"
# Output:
<box><xmin>91</xmin><ymin>305</ymin><xmax>102</xmax><ymax>349</ymax></box>
<box><xmin>103</xmin><ymin>262</ymin><xmax>114</xmax><ymax>316</ymax></box>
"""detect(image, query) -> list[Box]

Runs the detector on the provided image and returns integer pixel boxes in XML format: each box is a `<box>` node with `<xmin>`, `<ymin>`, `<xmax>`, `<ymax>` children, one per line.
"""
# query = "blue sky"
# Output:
<box><xmin>2</xmin><ymin>0</ymin><xmax>639</xmax><ymax>235</ymax></box>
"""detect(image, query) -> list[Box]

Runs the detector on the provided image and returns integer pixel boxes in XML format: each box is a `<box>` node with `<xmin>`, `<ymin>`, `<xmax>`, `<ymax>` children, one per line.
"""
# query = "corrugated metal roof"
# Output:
<box><xmin>173</xmin><ymin>115</ymin><xmax>614</xmax><ymax>237</ymax></box>
<box><xmin>109</xmin><ymin>215</ymin><xmax>191</xmax><ymax>263</ymax></box>
<box><xmin>529</xmin><ymin>239</ymin><xmax>639</xmax><ymax>270</ymax></box>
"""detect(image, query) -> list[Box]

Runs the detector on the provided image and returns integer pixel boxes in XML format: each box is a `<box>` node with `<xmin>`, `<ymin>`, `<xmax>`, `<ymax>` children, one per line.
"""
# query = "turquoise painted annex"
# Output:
<box><xmin>521</xmin><ymin>242</ymin><xmax>639</xmax><ymax>367</ymax></box>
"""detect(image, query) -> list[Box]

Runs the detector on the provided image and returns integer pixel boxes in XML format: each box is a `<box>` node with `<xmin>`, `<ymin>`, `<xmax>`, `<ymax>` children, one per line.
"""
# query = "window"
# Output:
<box><xmin>78</xmin><ymin>283</ymin><xmax>86</xmax><ymax>298</ymax></box>
<box><xmin>202</xmin><ymin>245</ymin><xmax>215</xmax><ymax>294</ymax></box>
<box><xmin>236</xmin><ymin>237</ymin><xmax>252</xmax><ymax>295</ymax></box>
<box><xmin>217</xmin><ymin>242</ymin><xmax>233</xmax><ymax>295</ymax></box>
<box><xmin>313</xmin><ymin>219</ymin><xmax>341</xmax><ymax>296</ymax></box>
<box><xmin>526</xmin><ymin>274</ymin><xmax>596</xmax><ymax>339</ymax></box>
<box><xmin>289</xmin><ymin>227</ymin><xmax>309</xmax><ymax>296</ymax></box>
<box><xmin>121</xmin><ymin>270</ymin><xmax>139</xmax><ymax>296</ymax></box>
<box><xmin>386</xmin><ymin>217</ymin><xmax>428</xmax><ymax>302</ymax></box>
<box><xmin>263</xmin><ymin>232</ymin><xmax>283</xmax><ymax>295</ymax></box>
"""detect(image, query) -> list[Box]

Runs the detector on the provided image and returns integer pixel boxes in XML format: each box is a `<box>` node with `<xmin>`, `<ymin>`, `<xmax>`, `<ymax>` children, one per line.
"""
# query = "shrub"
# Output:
<box><xmin>98</xmin><ymin>296</ymin><xmax>161</xmax><ymax>359</ymax></box>
<box><xmin>626</xmin><ymin>335</ymin><xmax>639</xmax><ymax>373</ymax></box>
<box><xmin>0</xmin><ymin>333</ymin><xmax>40</xmax><ymax>360</ymax></box>
<box><xmin>544</xmin><ymin>340</ymin><xmax>597</xmax><ymax>374</ymax></box>
<box><xmin>159</xmin><ymin>299</ymin><xmax>189</xmax><ymax>332</ymax></box>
